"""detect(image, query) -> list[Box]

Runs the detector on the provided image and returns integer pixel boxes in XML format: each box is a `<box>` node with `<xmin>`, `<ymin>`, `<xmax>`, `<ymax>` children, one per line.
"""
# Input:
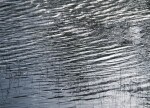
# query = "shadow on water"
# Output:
<box><xmin>0</xmin><ymin>0</ymin><xmax>150</xmax><ymax>108</ymax></box>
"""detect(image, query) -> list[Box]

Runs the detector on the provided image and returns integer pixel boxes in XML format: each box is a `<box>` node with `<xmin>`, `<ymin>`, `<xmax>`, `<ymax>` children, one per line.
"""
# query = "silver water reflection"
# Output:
<box><xmin>0</xmin><ymin>0</ymin><xmax>150</xmax><ymax>108</ymax></box>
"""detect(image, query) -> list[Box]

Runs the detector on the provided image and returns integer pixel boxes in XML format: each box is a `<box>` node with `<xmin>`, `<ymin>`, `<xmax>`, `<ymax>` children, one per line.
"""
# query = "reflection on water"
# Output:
<box><xmin>0</xmin><ymin>0</ymin><xmax>150</xmax><ymax>108</ymax></box>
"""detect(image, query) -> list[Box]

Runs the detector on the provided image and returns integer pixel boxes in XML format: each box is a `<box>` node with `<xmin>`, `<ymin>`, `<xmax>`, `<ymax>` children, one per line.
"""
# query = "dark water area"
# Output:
<box><xmin>0</xmin><ymin>0</ymin><xmax>150</xmax><ymax>108</ymax></box>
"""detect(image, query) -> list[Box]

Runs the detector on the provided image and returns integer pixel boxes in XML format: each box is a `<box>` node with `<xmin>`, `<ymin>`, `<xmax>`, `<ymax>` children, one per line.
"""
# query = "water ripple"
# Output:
<box><xmin>0</xmin><ymin>0</ymin><xmax>150</xmax><ymax>108</ymax></box>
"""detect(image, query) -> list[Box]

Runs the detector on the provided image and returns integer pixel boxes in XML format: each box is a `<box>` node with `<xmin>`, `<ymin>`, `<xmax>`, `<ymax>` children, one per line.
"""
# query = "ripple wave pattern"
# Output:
<box><xmin>0</xmin><ymin>0</ymin><xmax>150</xmax><ymax>108</ymax></box>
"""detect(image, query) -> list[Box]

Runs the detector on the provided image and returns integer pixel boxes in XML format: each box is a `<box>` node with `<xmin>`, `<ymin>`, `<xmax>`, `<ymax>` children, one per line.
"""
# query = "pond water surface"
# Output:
<box><xmin>0</xmin><ymin>0</ymin><xmax>150</xmax><ymax>108</ymax></box>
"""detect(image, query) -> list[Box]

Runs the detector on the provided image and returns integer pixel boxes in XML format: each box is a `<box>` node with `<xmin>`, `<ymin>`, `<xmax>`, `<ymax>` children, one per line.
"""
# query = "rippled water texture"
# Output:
<box><xmin>0</xmin><ymin>0</ymin><xmax>150</xmax><ymax>108</ymax></box>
